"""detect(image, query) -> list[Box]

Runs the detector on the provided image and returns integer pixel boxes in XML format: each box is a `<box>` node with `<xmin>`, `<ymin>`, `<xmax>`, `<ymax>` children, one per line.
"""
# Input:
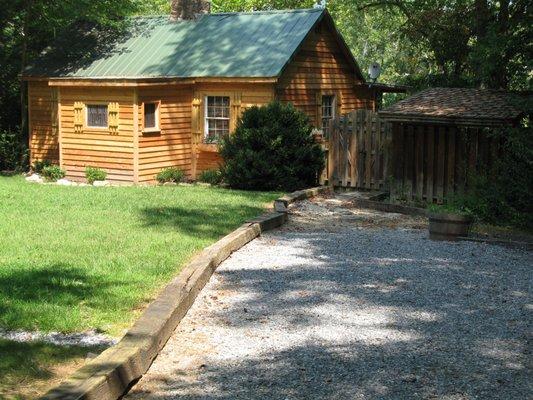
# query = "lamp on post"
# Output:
<box><xmin>368</xmin><ymin>62</ymin><xmax>381</xmax><ymax>87</ymax></box>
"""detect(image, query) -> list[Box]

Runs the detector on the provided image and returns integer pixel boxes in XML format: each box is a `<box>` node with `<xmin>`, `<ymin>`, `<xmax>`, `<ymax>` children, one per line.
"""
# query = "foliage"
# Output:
<box><xmin>156</xmin><ymin>167</ymin><xmax>185</xmax><ymax>184</ymax></box>
<box><xmin>41</xmin><ymin>165</ymin><xmax>65</xmax><ymax>182</ymax></box>
<box><xmin>220</xmin><ymin>101</ymin><xmax>325</xmax><ymax>191</ymax></box>
<box><xmin>198</xmin><ymin>169</ymin><xmax>224</xmax><ymax>185</ymax></box>
<box><xmin>434</xmin><ymin>98</ymin><xmax>532</xmax><ymax>230</ymax></box>
<box><xmin>32</xmin><ymin>159</ymin><xmax>52</xmax><ymax>174</ymax></box>
<box><xmin>0</xmin><ymin>128</ymin><xmax>28</xmax><ymax>171</ymax></box>
<box><xmin>457</xmin><ymin>124</ymin><xmax>533</xmax><ymax>229</ymax></box>
<box><xmin>0</xmin><ymin>175</ymin><xmax>279</xmax><ymax>396</ymax></box>
<box><xmin>427</xmin><ymin>202</ymin><xmax>474</xmax><ymax>217</ymax></box>
<box><xmin>85</xmin><ymin>166</ymin><xmax>107</xmax><ymax>184</ymax></box>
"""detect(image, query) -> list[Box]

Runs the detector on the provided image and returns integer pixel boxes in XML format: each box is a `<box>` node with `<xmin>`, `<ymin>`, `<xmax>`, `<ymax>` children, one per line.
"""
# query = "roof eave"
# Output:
<box><xmin>41</xmin><ymin>76</ymin><xmax>279</xmax><ymax>87</ymax></box>
<box><xmin>378</xmin><ymin>112</ymin><xmax>517</xmax><ymax>127</ymax></box>
<box><xmin>358</xmin><ymin>83</ymin><xmax>409</xmax><ymax>93</ymax></box>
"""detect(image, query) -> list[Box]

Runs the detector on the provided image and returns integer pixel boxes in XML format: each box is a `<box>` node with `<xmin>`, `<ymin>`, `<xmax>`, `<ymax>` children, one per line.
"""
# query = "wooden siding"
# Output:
<box><xmin>28</xmin><ymin>81</ymin><xmax>59</xmax><ymax>165</ymax></box>
<box><xmin>137</xmin><ymin>85</ymin><xmax>193</xmax><ymax>183</ymax></box>
<box><xmin>276</xmin><ymin>20</ymin><xmax>374</xmax><ymax>126</ymax></box>
<box><xmin>59</xmin><ymin>87</ymin><xmax>135</xmax><ymax>183</ymax></box>
<box><xmin>192</xmin><ymin>83</ymin><xmax>275</xmax><ymax>177</ymax></box>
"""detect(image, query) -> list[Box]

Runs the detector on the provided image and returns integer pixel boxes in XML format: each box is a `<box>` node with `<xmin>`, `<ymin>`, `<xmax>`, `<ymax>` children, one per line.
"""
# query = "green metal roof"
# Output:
<box><xmin>25</xmin><ymin>8</ymin><xmax>327</xmax><ymax>79</ymax></box>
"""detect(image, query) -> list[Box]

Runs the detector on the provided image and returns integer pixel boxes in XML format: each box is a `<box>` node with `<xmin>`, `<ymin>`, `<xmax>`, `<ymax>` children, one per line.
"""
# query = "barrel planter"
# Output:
<box><xmin>428</xmin><ymin>212</ymin><xmax>473</xmax><ymax>241</ymax></box>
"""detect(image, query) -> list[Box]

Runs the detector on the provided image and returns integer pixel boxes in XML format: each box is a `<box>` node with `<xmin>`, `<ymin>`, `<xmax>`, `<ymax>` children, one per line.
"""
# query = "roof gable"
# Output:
<box><xmin>25</xmin><ymin>8</ymin><xmax>332</xmax><ymax>79</ymax></box>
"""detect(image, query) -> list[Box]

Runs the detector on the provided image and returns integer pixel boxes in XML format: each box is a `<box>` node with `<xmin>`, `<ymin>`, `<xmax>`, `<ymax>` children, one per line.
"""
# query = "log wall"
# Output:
<box><xmin>137</xmin><ymin>85</ymin><xmax>193</xmax><ymax>183</ymax></box>
<box><xmin>191</xmin><ymin>83</ymin><xmax>274</xmax><ymax>177</ymax></box>
<box><xmin>59</xmin><ymin>87</ymin><xmax>135</xmax><ymax>183</ymax></box>
<box><xmin>276</xmin><ymin>19</ymin><xmax>375</xmax><ymax>126</ymax></box>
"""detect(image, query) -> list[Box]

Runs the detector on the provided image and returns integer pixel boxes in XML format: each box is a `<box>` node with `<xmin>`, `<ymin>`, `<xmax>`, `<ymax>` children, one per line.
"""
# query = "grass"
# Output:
<box><xmin>0</xmin><ymin>175</ymin><xmax>279</xmax><ymax>398</ymax></box>
<box><xmin>0</xmin><ymin>339</ymin><xmax>102</xmax><ymax>399</ymax></box>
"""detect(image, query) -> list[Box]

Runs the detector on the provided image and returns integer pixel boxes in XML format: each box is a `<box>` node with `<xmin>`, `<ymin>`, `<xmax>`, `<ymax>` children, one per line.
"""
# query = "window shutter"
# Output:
<box><xmin>315</xmin><ymin>91</ymin><xmax>323</xmax><ymax>127</ymax></box>
<box><xmin>51</xmin><ymin>89</ymin><xmax>58</xmax><ymax>136</ymax></box>
<box><xmin>108</xmin><ymin>102</ymin><xmax>119</xmax><ymax>134</ymax></box>
<box><xmin>74</xmin><ymin>102</ymin><xmax>84</xmax><ymax>133</ymax></box>
<box><xmin>232</xmin><ymin>92</ymin><xmax>242</xmax><ymax>131</ymax></box>
<box><xmin>191</xmin><ymin>96</ymin><xmax>202</xmax><ymax>144</ymax></box>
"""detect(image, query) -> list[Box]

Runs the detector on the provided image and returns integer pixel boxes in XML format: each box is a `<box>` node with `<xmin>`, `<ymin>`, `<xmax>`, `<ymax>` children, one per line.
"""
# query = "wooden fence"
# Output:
<box><xmin>390</xmin><ymin>123</ymin><xmax>502</xmax><ymax>203</ymax></box>
<box><xmin>327</xmin><ymin>109</ymin><xmax>391</xmax><ymax>190</ymax></box>
<box><xmin>326</xmin><ymin>109</ymin><xmax>503</xmax><ymax>203</ymax></box>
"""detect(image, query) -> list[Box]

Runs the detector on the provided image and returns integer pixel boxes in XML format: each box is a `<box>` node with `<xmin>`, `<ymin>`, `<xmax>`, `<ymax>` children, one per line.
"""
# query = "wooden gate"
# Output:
<box><xmin>327</xmin><ymin>109</ymin><xmax>391</xmax><ymax>190</ymax></box>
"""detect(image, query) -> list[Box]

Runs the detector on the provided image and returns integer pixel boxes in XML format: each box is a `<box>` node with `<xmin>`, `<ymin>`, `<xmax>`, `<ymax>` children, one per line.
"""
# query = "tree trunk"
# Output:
<box><xmin>19</xmin><ymin>0</ymin><xmax>33</xmax><ymax>158</ymax></box>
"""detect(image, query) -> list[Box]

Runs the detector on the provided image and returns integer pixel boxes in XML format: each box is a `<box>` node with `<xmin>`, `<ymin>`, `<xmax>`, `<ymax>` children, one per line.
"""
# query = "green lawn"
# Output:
<box><xmin>0</xmin><ymin>175</ymin><xmax>279</xmax><ymax>398</ymax></box>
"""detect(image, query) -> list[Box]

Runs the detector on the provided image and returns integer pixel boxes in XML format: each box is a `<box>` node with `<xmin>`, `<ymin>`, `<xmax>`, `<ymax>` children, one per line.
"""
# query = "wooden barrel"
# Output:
<box><xmin>429</xmin><ymin>212</ymin><xmax>472</xmax><ymax>241</ymax></box>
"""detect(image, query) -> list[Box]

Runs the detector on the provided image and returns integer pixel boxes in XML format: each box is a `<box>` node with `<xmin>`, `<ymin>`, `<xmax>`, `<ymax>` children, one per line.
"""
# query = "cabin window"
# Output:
<box><xmin>321</xmin><ymin>95</ymin><xmax>335</xmax><ymax>136</ymax></box>
<box><xmin>205</xmin><ymin>96</ymin><xmax>230</xmax><ymax>143</ymax></box>
<box><xmin>143</xmin><ymin>102</ymin><xmax>159</xmax><ymax>131</ymax></box>
<box><xmin>86</xmin><ymin>104</ymin><xmax>108</xmax><ymax>128</ymax></box>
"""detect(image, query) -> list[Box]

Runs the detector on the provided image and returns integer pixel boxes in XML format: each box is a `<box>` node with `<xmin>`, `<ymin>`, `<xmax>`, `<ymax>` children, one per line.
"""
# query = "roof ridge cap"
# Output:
<box><xmin>209</xmin><ymin>8</ymin><xmax>321</xmax><ymax>16</ymax></box>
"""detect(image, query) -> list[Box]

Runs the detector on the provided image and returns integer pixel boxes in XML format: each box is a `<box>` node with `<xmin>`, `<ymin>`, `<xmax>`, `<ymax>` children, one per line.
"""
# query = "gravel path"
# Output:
<box><xmin>126</xmin><ymin>195</ymin><xmax>532</xmax><ymax>400</ymax></box>
<box><xmin>0</xmin><ymin>329</ymin><xmax>117</xmax><ymax>347</ymax></box>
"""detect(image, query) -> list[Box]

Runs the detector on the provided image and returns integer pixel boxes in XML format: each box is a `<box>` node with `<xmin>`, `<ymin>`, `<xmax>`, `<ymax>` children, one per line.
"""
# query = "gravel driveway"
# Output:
<box><xmin>126</xmin><ymin>195</ymin><xmax>532</xmax><ymax>400</ymax></box>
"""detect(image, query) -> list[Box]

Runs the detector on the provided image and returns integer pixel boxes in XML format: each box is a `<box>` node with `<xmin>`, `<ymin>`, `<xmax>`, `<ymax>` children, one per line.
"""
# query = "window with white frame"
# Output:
<box><xmin>321</xmin><ymin>95</ymin><xmax>335</xmax><ymax>137</ymax></box>
<box><xmin>143</xmin><ymin>102</ymin><xmax>159</xmax><ymax>131</ymax></box>
<box><xmin>204</xmin><ymin>96</ymin><xmax>230</xmax><ymax>143</ymax></box>
<box><xmin>86</xmin><ymin>104</ymin><xmax>108</xmax><ymax>128</ymax></box>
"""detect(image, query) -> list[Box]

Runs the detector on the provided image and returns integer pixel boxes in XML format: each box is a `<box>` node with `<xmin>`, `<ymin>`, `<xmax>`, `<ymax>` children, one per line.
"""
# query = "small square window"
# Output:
<box><xmin>87</xmin><ymin>105</ymin><xmax>108</xmax><ymax>128</ymax></box>
<box><xmin>144</xmin><ymin>102</ymin><xmax>159</xmax><ymax>130</ymax></box>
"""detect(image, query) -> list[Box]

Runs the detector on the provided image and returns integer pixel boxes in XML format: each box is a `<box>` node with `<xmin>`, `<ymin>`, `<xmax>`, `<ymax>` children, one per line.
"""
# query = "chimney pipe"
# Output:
<box><xmin>171</xmin><ymin>0</ymin><xmax>211</xmax><ymax>20</ymax></box>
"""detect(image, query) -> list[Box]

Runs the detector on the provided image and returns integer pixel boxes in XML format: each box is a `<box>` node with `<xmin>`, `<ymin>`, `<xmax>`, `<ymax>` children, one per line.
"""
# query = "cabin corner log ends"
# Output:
<box><xmin>39</xmin><ymin>186</ymin><xmax>327</xmax><ymax>400</ymax></box>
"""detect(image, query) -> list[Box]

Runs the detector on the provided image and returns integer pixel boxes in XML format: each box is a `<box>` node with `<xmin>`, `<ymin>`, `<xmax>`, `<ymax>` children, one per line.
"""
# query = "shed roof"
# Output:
<box><xmin>25</xmin><ymin>8</ymin><xmax>357</xmax><ymax>80</ymax></box>
<box><xmin>380</xmin><ymin>87</ymin><xmax>529</xmax><ymax>126</ymax></box>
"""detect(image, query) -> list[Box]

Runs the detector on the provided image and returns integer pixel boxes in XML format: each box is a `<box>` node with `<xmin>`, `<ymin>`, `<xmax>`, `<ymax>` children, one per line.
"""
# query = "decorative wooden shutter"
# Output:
<box><xmin>335</xmin><ymin>91</ymin><xmax>342</xmax><ymax>116</ymax></box>
<box><xmin>108</xmin><ymin>102</ymin><xmax>119</xmax><ymax>134</ymax></box>
<box><xmin>74</xmin><ymin>102</ymin><xmax>84</xmax><ymax>133</ymax></box>
<box><xmin>51</xmin><ymin>89</ymin><xmax>59</xmax><ymax>136</ymax></box>
<box><xmin>231</xmin><ymin>92</ymin><xmax>242</xmax><ymax>131</ymax></box>
<box><xmin>192</xmin><ymin>96</ymin><xmax>202</xmax><ymax>144</ymax></box>
<box><xmin>315</xmin><ymin>91</ymin><xmax>322</xmax><ymax>128</ymax></box>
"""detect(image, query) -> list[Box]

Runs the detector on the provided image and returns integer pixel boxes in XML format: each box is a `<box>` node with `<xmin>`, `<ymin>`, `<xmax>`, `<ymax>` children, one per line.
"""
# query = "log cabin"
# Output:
<box><xmin>22</xmin><ymin>2</ymin><xmax>400</xmax><ymax>184</ymax></box>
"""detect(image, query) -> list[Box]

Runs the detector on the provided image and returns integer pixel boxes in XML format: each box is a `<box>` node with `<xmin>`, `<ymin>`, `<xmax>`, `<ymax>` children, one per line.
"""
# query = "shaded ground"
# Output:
<box><xmin>0</xmin><ymin>339</ymin><xmax>104</xmax><ymax>400</ymax></box>
<box><xmin>127</xmin><ymin>194</ymin><xmax>531</xmax><ymax>400</ymax></box>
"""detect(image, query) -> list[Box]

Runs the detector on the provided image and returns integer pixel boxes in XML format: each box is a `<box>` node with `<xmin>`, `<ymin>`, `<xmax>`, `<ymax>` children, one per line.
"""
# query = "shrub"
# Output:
<box><xmin>41</xmin><ymin>165</ymin><xmax>66</xmax><ymax>182</ymax></box>
<box><xmin>0</xmin><ymin>129</ymin><xmax>28</xmax><ymax>172</ymax></box>
<box><xmin>427</xmin><ymin>201</ymin><xmax>473</xmax><ymax>217</ymax></box>
<box><xmin>85</xmin><ymin>166</ymin><xmax>107</xmax><ymax>184</ymax></box>
<box><xmin>219</xmin><ymin>101</ymin><xmax>325</xmax><ymax>191</ymax></box>
<box><xmin>33</xmin><ymin>159</ymin><xmax>52</xmax><ymax>174</ymax></box>
<box><xmin>156</xmin><ymin>167</ymin><xmax>185</xmax><ymax>184</ymax></box>
<box><xmin>198</xmin><ymin>169</ymin><xmax>223</xmax><ymax>185</ymax></box>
